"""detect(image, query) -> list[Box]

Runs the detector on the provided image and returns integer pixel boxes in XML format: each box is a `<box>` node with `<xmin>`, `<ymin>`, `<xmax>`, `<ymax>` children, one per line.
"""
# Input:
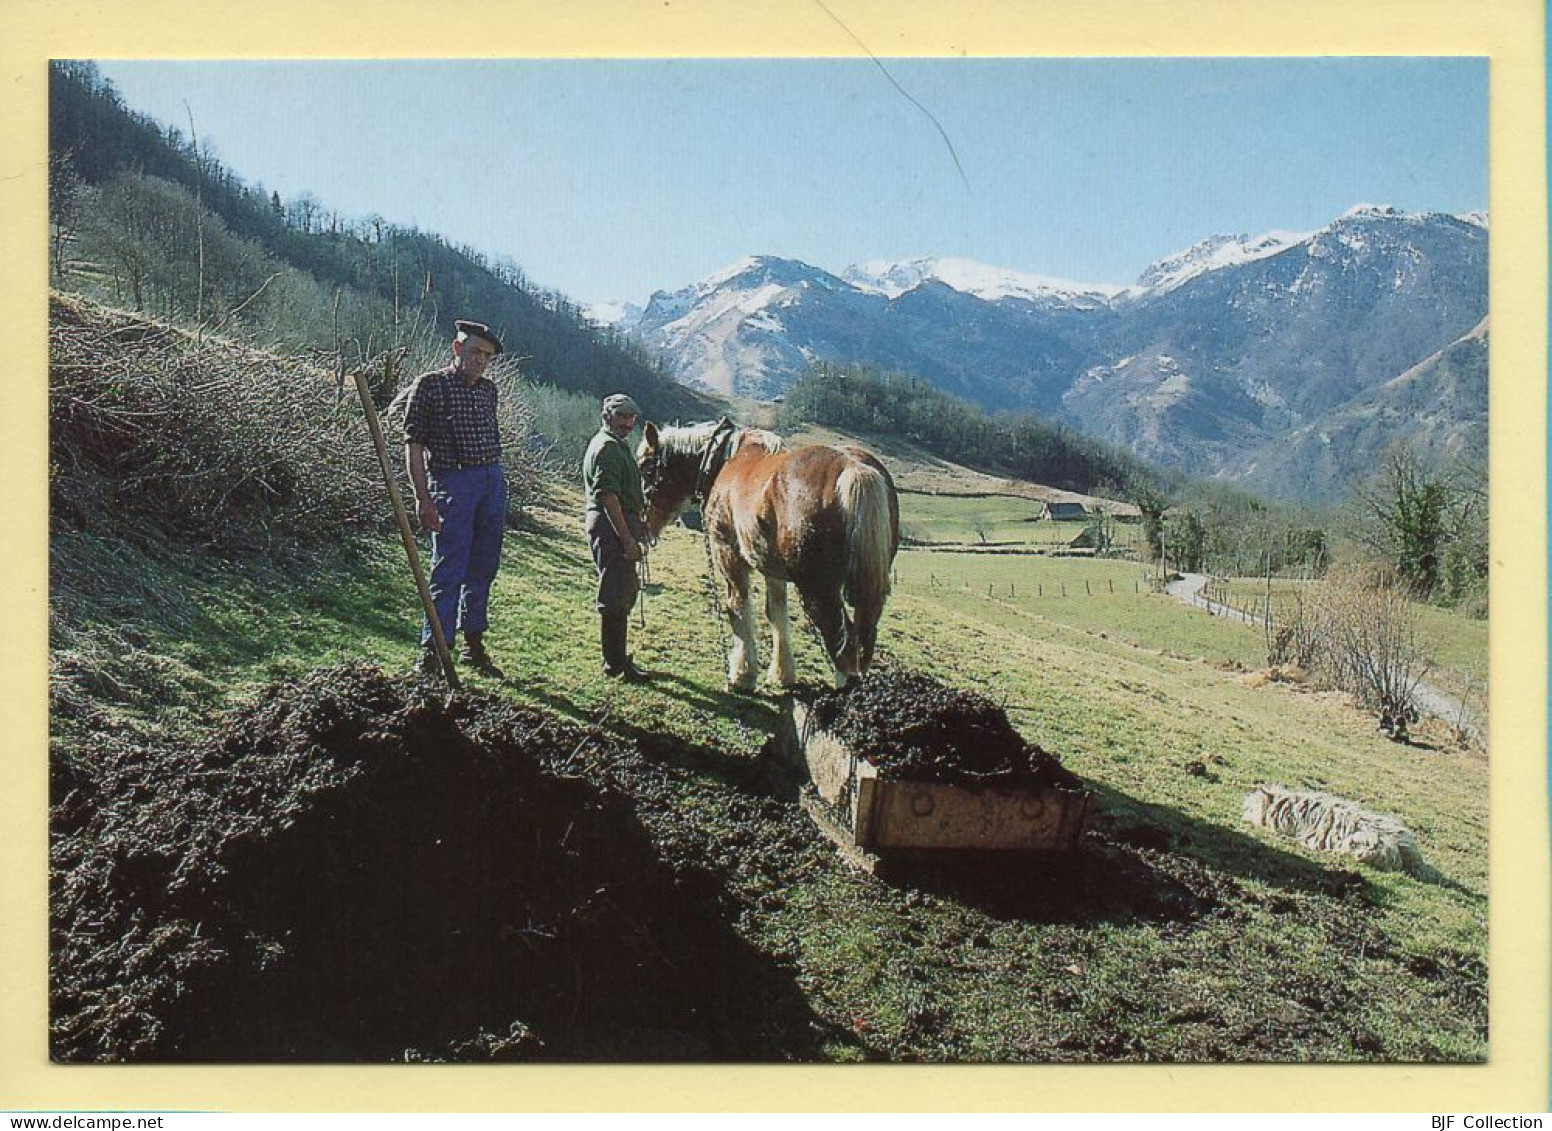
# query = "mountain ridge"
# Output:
<box><xmin>609</xmin><ymin>205</ymin><xmax>1487</xmax><ymax>501</ymax></box>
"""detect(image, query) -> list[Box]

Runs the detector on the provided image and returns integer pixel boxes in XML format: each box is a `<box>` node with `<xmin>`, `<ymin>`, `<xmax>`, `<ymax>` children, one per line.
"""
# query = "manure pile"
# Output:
<box><xmin>50</xmin><ymin>663</ymin><xmax>816</xmax><ymax>1063</ymax></box>
<box><xmin>807</xmin><ymin>668</ymin><xmax>1081</xmax><ymax>789</ymax></box>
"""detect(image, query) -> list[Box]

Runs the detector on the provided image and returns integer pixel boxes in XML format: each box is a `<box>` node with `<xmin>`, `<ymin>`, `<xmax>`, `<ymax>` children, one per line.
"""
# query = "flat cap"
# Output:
<box><xmin>454</xmin><ymin>319</ymin><xmax>504</xmax><ymax>354</ymax></box>
<box><xmin>602</xmin><ymin>393</ymin><xmax>641</xmax><ymax>417</ymax></box>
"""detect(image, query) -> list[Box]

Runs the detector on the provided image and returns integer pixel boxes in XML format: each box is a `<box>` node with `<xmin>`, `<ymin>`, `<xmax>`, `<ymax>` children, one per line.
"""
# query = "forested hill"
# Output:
<box><xmin>778</xmin><ymin>363</ymin><xmax>1164</xmax><ymax>498</ymax></box>
<box><xmin>47</xmin><ymin>60</ymin><xmax>703</xmax><ymax>417</ymax></box>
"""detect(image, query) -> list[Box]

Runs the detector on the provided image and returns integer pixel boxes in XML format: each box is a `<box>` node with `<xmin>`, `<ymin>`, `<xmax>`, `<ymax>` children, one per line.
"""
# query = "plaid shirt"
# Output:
<box><xmin>402</xmin><ymin>366</ymin><xmax>503</xmax><ymax>471</ymax></box>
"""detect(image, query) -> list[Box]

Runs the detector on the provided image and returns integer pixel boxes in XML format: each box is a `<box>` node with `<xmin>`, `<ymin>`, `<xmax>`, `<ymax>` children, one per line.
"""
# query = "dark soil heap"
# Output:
<box><xmin>807</xmin><ymin>668</ymin><xmax>1081</xmax><ymax>789</ymax></box>
<box><xmin>50</xmin><ymin>663</ymin><xmax>818</xmax><ymax>1063</ymax></box>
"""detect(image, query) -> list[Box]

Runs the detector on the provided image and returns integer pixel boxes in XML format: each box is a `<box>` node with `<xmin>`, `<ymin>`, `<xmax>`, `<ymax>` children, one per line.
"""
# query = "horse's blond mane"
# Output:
<box><xmin>731</xmin><ymin>428</ymin><xmax>784</xmax><ymax>456</ymax></box>
<box><xmin>650</xmin><ymin>421</ymin><xmax>784</xmax><ymax>460</ymax></box>
<box><xmin>650</xmin><ymin>421</ymin><xmax>721</xmax><ymax>460</ymax></box>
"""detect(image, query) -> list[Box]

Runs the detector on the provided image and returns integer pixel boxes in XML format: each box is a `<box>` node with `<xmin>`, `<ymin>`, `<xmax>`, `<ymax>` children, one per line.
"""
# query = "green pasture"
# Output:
<box><xmin>899</xmin><ymin>491</ymin><xmax>1142</xmax><ymax>549</ymax></box>
<box><xmin>894</xmin><ymin>549</ymin><xmax>1265</xmax><ymax>670</ymax></box>
<box><xmin>53</xmin><ymin>496</ymin><xmax>1488</xmax><ymax>1062</ymax></box>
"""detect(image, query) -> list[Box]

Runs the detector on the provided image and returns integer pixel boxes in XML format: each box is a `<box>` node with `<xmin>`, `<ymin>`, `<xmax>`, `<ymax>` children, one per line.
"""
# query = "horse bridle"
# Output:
<box><xmin>637</xmin><ymin>418</ymin><xmax>737</xmax><ymax>527</ymax></box>
<box><xmin>640</xmin><ymin>446</ymin><xmax>666</xmax><ymax>496</ymax></box>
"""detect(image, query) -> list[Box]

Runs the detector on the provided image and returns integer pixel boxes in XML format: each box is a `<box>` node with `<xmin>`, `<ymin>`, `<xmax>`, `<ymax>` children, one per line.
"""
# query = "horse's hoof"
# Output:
<box><xmin>727</xmin><ymin>680</ymin><xmax>758</xmax><ymax>695</ymax></box>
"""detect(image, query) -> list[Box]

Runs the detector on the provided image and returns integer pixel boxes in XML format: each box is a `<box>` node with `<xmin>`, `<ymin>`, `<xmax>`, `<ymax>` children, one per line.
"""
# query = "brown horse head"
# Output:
<box><xmin>636</xmin><ymin>420</ymin><xmax>716</xmax><ymax>540</ymax></box>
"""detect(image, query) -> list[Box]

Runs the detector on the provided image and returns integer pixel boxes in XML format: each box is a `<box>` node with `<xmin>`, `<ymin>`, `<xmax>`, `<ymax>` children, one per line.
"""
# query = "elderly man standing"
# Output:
<box><xmin>583</xmin><ymin>393</ymin><xmax>650</xmax><ymax>681</ymax></box>
<box><xmin>403</xmin><ymin>319</ymin><xmax>508</xmax><ymax>675</ymax></box>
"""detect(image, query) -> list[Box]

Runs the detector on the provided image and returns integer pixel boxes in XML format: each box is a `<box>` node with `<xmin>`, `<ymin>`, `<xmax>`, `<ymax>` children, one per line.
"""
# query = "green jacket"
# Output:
<box><xmin>583</xmin><ymin>427</ymin><xmax>645</xmax><ymax>515</ymax></box>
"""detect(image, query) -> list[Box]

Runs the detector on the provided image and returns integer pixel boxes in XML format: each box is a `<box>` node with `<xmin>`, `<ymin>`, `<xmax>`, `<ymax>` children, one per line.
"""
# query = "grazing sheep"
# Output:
<box><xmin>1242</xmin><ymin>785</ymin><xmax>1423</xmax><ymax>874</ymax></box>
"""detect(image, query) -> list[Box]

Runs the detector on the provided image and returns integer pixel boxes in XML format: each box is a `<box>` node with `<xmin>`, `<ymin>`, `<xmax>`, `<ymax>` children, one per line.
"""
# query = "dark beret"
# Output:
<box><xmin>454</xmin><ymin>319</ymin><xmax>504</xmax><ymax>354</ymax></box>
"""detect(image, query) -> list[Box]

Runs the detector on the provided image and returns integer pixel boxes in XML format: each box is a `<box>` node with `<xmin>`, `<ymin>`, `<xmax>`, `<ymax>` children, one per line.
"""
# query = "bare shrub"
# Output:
<box><xmin>1285</xmin><ymin>567</ymin><xmax>1431</xmax><ymax>742</ymax></box>
<box><xmin>1265</xmin><ymin>579</ymin><xmax>1322</xmax><ymax>670</ymax></box>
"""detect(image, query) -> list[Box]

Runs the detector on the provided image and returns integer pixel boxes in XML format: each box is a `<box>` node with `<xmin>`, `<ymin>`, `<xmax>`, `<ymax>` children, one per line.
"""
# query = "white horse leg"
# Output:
<box><xmin>728</xmin><ymin>593</ymin><xmax>759</xmax><ymax>690</ymax></box>
<box><xmin>721</xmin><ymin>557</ymin><xmax>760</xmax><ymax>691</ymax></box>
<box><xmin>765</xmin><ymin>577</ymin><xmax>796</xmax><ymax>688</ymax></box>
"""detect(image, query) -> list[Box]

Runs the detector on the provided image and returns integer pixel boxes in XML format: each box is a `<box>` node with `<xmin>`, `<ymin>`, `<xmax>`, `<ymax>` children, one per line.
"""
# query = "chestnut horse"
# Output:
<box><xmin>637</xmin><ymin>420</ymin><xmax>900</xmax><ymax>689</ymax></box>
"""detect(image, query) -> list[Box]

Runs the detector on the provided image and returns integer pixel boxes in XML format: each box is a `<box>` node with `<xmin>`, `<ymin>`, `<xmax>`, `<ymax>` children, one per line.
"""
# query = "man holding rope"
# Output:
<box><xmin>583</xmin><ymin>393</ymin><xmax>651</xmax><ymax>682</ymax></box>
<box><xmin>403</xmin><ymin>319</ymin><xmax>508</xmax><ymax>676</ymax></box>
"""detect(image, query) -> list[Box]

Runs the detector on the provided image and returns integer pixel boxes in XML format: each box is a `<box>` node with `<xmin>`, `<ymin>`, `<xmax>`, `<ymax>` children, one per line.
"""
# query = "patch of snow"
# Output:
<box><xmin>1339</xmin><ymin>203</ymin><xmax>1404</xmax><ymax>221</ymax></box>
<box><xmin>842</xmin><ymin>256</ymin><xmax>1123</xmax><ymax>305</ymax></box>
<box><xmin>583</xmin><ymin>299</ymin><xmax>643</xmax><ymax>328</ymax></box>
<box><xmin>1134</xmin><ymin>229</ymin><xmax>1312</xmax><ymax>294</ymax></box>
<box><xmin>700</xmin><ymin>255</ymin><xmax>766</xmax><ymax>290</ymax></box>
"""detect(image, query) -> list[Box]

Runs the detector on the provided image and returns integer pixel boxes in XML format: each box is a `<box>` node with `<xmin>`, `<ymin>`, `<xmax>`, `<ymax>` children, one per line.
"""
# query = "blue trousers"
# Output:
<box><xmin>422</xmin><ymin>465</ymin><xmax>507</xmax><ymax>647</ymax></box>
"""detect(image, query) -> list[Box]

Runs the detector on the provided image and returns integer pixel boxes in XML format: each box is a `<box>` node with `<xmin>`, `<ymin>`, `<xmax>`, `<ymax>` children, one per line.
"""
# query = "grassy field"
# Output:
<box><xmin>52</xmin><ymin>492</ymin><xmax>1487</xmax><ymax>1062</ymax></box>
<box><xmin>894</xmin><ymin>550</ymin><xmax>1262</xmax><ymax>669</ymax></box>
<box><xmin>898</xmin><ymin>492</ymin><xmax>1143</xmax><ymax>549</ymax></box>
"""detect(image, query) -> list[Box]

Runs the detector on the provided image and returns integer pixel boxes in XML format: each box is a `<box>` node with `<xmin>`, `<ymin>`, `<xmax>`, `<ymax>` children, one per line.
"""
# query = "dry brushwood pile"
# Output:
<box><xmin>50</xmin><ymin>663</ymin><xmax>826</xmax><ymax>1063</ymax></box>
<box><xmin>807</xmin><ymin>668</ymin><xmax>1081</xmax><ymax>789</ymax></box>
<box><xmin>48</xmin><ymin>294</ymin><xmax>384</xmax><ymax>548</ymax></box>
<box><xmin>48</xmin><ymin>292</ymin><xmax>546</xmax><ymax>551</ymax></box>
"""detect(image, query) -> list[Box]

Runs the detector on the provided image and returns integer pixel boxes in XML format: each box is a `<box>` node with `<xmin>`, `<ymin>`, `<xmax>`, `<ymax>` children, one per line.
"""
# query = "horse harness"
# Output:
<box><xmin>693</xmin><ymin>417</ymin><xmax>740</xmax><ymax>507</ymax></box>
<box><xmin>683</xmin><ymin>419</ymin><xmax>736</xmax><ymax>656</ymax></box>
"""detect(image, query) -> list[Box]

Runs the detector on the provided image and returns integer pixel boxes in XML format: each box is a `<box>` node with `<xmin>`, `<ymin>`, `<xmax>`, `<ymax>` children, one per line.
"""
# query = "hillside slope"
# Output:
<box><xmin>48</xmin><ymin>297</ymin><xmax>1486</xmax><ymax>1064</ymax></box>
<box><xmin>49</xmin><ymin>60</ymin><xmax>710</xmax><ymax>421</ymax></box>
<box><xmin>1226</xmin><ymin>318</ymin><xmax>1489</xmax><ymax>502</ymax></box>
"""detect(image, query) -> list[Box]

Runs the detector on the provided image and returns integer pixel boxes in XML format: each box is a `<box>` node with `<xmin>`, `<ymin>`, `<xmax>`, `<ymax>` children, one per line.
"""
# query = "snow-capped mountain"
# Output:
<box><xmin>615</xmin><ymin>206</ymin><xmax>1487</xmax><ymax>499</ymax></box>
<box><xmin>632</xmin><ymin>256</ymin><xmax>866</xmax><ymax>398</ymax></box>
<box><xmin>841</xmin><ymin>257</ymin><xmax>1122</xmax><ymax>309</ymax></box>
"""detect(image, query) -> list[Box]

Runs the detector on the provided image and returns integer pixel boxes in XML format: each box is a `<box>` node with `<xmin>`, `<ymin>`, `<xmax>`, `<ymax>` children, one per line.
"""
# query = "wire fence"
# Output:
<box><xmin>895</xmin><ymin>571</ymin><xmax>1160</xmax><ymax>599</ymax></box>
<box><xmin>1198</xmin><ymin>580</ymin><xmax>1301</xmax><ymax>630</ymax></box>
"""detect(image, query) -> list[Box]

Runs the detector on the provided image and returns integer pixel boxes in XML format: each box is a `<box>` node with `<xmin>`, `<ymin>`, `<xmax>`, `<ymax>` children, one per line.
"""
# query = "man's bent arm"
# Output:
<box><xmin>600</xmin><ymin>492</ymin><xmax>642</xmax><ymax>561</ymax></box>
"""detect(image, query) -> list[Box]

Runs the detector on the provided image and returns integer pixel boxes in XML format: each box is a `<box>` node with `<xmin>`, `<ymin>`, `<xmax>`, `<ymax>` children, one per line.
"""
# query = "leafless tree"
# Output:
<box><xmin>1278</xmin><ymin>566</ymin><xmax>1431</xmax><ymax>742</ymax></box>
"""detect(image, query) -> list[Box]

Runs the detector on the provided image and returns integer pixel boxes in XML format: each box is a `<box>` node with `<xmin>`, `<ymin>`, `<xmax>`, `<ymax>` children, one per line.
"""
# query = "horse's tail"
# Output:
<box><xmin>837</xmin><ymin>460</ymin><xmax>897</xmax><ymax>621</ymax></box>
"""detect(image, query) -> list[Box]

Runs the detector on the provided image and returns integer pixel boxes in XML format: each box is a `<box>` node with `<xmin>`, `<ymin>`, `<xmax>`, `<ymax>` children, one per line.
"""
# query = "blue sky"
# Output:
<box><xmin>96</xmin><ymin>58</ymin><xmax>1486</xmax><ymax>307</ymax></box>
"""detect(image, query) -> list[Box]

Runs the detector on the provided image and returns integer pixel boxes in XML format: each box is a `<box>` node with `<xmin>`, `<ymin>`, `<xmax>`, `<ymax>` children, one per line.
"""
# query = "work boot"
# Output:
<box><xmin>600</xmin><ymin>612</ymin><xmax>649</xmax><ymax>683</ymax></box>
<box><xmin>459</xmin><ymin>632</ymin><xmax>502</xmax><ymax>676</ymax></box>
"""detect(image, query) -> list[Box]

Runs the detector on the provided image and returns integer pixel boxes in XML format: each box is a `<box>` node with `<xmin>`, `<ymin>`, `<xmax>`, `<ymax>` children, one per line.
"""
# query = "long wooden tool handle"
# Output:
<box><xmin>353</xmin><ymin>371</ymin><xmax>460</xmax><ymax>690</ymax></box>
